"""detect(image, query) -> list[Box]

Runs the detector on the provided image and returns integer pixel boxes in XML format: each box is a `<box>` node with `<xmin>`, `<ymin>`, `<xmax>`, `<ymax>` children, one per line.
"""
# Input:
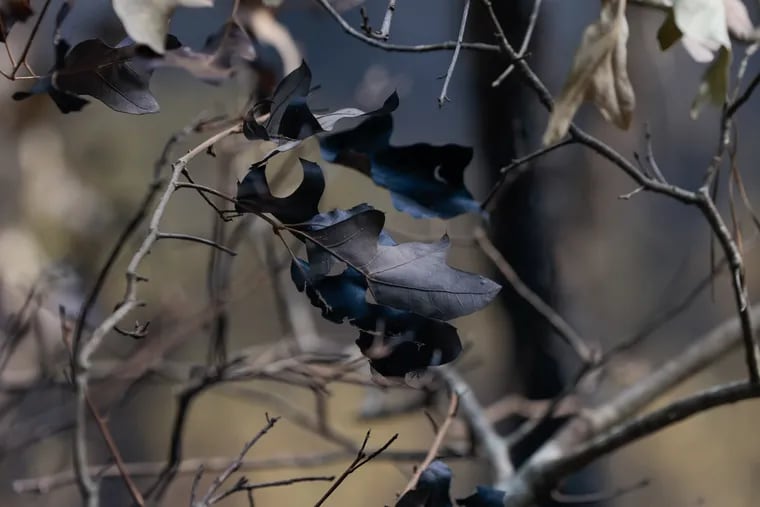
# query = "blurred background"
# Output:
<box><xmin>1</xmin><ymin>0</ymin><xmax>760</xmax><ymax>506</ymax></box>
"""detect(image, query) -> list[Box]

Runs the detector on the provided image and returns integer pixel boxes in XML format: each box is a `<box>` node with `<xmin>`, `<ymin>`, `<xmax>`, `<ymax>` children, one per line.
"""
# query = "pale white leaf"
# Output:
<box><xmin>723</xmin><ymin>0</ymin><xmax>755</xmax><ymax>39</ymax></box>
<box><xmin>672</xmin><ymin>0</ymin><xmax>730</xmax><ymax>50</ymax></box>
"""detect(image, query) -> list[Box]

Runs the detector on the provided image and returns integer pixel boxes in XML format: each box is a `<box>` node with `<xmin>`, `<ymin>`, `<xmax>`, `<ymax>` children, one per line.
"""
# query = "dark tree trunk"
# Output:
<box><xmin>472</xmin><ymin>3</ymin><xmax>598</xmax><ymax>498</ymax></box>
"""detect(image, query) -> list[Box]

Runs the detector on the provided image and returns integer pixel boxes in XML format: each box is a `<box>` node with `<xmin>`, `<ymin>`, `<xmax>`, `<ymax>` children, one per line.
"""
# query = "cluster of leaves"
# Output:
<box><xmin>543</xmin><ymin>0</ymin><xmax>756</xmax><ymax>145</ymax></box>
<box><xmin>2</xmin><ymin>0</ymin><xmax>498</xmax><ymax>381</ymax></box>
<box><xmin>236</xmin><ymin>62</ymin><xmax>500</xmax><ymax>381</ymax></box>
<box><xmin>10</xmin><ymin>0</ymin><xmax>279</xmax><ymax>114</ymax></box>
<box><xmin>396</xmin><ymin>460</ymin><xmax>505</xmax><ymax>507</ymax></box>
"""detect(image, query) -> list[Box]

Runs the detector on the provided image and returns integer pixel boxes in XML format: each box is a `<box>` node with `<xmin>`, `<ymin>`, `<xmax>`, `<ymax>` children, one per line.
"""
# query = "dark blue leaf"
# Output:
<box><xmin>12</xmin><ymin>38</ymin><xmax>90</xmax><ymax>114</ymax></box>
<box><xmin>266</xmin><ymin>60</ymin><xmax>313</xmax><ymax>134</ymax></box>
<box><xmin>53</xmin><ymin>39</ymin><xmax>159</xmax><ymax>114</ymax></box>
<box><xmin>396</xmin><ymin>460</ymin><xmax>454</xmax><ymax>507</ymax></box>
<box><xmin>355</xmin><ymin>306</ymin><xmax>462</xmax><ymax>379</ymax></box>
<box><xmin>456</xmin><ymin>486</ymin><xmax>506</xmax><ymax>506</ymax></box>
<box><xmin>289</xmin><ymin>206</ymin><xmax>500</xmax><ymax>320</ymax></box>
<box><xmin>244</xmin><ymin>62</ymin><xmax>398</xmax><ymax>154</ymax></box>
<box><xmin>13</xmin><ymin>76</ymin><xmax>89</xmax><ymax>113</ymax></box>
<box><xmin>236</xmin><ymin>158</ymin><xmax>325</xmax><ymax>224</ymax></box>
<box><xmin>290</xmin><ymin>253</ymin><xmax>463</xmax><ymax>378</ymax></box>
<box><xmin>320</xmin><ymin>114</ymin><xmax>482</xmax><ymax>219</ymax></box>
<box><xmin>292</xmin><ymin>204</ymin><xmax>395</xmax><ymax>277</ymax></box>
<box><xmin>290</xmin><ymin>259</ymin><xmax>369</xmax><ymax>324</ymax></box>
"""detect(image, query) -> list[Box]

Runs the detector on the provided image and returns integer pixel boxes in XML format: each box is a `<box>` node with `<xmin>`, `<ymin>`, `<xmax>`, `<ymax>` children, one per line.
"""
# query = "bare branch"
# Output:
<box><xmin>497</xmin><ymin>303</ymin><xmax>760</xmax><ymax>497</ymax></box>
<box><xmin>313</xmin><ymin>0</ymin><xmax>499</xmax><ymax>53</ymax></box>
<box><xmin>440</xmin><ymin>367</ymin><xmax>513</xmax><ymax>486</ymax></box>
<box><xmin>438</xmin><ymin>0</ymin><xmax>470</xmax><ymax>107</ymax></box>
<box><xmin>157</xmin><ymin>233</ymin><xmax>237</xmax><ymax>256</ymax></box>
<box><xmin>473</xmin><ymin>227</ymin><xmax>596</xmax><ymax>365</ymax></box>
<box><xmin>195</xmin><ymin>415</ymin><xmax>280</xmax><ymax>507</ymax></box>
<box><xmin>313</xmin><ymin>431</ymin><xmax>398</xmax><ymax>507</ymax></box>
<box><xmin>209</xmin><ymin>475</ymin><xmax>335</xmax><ymax>504</ymax></box>
<box><xmin>481</xmin><ymin>139</ymin><xmax>574</xmax><ymax>211</ymax></box>
<box><xmin>696</xmin><ymin>190</ymin><xmax>760</xmax><ymax>382</ymax></box>
<box><xmin>399</xmin><ymin>391</ymin><xmax>459</xmax><ymax>496</ymax></box>
<box><xmin>491</xmin><ymin>0</ymin><xmax>542</xmax><ymax>87</ymax></box>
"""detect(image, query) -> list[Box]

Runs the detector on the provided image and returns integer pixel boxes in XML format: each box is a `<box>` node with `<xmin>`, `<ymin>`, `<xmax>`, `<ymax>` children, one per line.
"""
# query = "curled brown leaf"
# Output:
<box><xmin>543</xmin><ymin>0</ymin><xmax>634</xmax><ymax>146</ymax></box>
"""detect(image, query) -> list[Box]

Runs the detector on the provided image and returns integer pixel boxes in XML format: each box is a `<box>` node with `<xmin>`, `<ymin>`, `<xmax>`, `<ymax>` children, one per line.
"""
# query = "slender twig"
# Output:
<box><xmin>727</xmin><ymin>70</ymin><xmax>760</xmax><ymax>118</ymax></box>
<box><xmin>85</xmin><ymin>392</ymin><xmax>145</xmax><ymax>506</ymax></box>
<box><xmin>0</xmin><ymin>15</ymin><xmax>17</xmax><ymax>72</ymax></box>
<box><xmin>313</xmin><ymin>431</ymin><xmax>398</xmax><ymax>507</ymax></box>
<box><xmin>438</xmin><ymin>0</ymin><xmax>470</xmax><ymax>107</ymax></box>
<box><xmin>196</xmin><ymin>416</ymin><xmax>280</xmax><ymax>507</ymax></box>
<box><xmin>481</xmin><ymin>138</ymin><xmax>574</xmax><ymax>210</ymax></box>
<box><xmin>643</xmin><ymin>123</ymin><xmax>667</xmax><ymax>183</ymax></box>
<box><xmin>378</xmin><ymin>0</ymin><xmax>397</xmax><ymax>39</ymax></box>
<box><xmin>399</xmin><ymin>391</ymin><xmax>459</xmax><ymax>496</ymax></box>
<box><xmin>313</xmin><ymin>0</ymin><xmax>499</xmax><ymax>53</ymax></box>
<box><xmin>474</xmin><ymin>227</ymin><xmax>596</xmax><ymax>364</ymax></box>
<box><xmin>209</xmin><ymin>475</ymin><xmax>335</xmax><ymax>504</ymax></box>
<box><xmin>60</xmin><ymin>313</ymin><xmax>145</xmax><ymax>507</ymax></box>
<box><xmin>696</xmin><ymin>190</ymin><xmax>760</xmax><ymax>382</ymax></box>
<box><xmin>189</xmin><ymin>466</ymin><xmax>204</xmax><ymax>507</ymax></box>
<box><xmin>13</xmin><ymin>447</ymin><xmax>460</xmax><ymax>495</ymax></box>
<box><xmin>71</xmin><ymin>181</ymin><xmax>162</xmax><ymax>357</ymax></box>
<box><xmin>157</xmin><ymin>233</ymin><xmax>237</xmax><ymax>256</ymax></box>
<box><xmin>11</xmin><ymin>0</ymin><xmax>53</xmax><ymax>77</ymax></box>
<box><xmin>174</xmin><ymin>182</ymin><xmax>236</xmax><ymax>204</ymax></box>
<box><xmin>491</xmin><ymin>0</ymin><xmax>542</xmax><ymax>87</ymax></box>
<box><xmin>145</xmin><ymin>372</ymin><xmax>221</xmax><ymax>501</ymax></box>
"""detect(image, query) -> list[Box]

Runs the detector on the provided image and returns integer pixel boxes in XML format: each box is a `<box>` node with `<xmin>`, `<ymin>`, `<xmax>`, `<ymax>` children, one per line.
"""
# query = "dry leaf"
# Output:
<box><xmin>240</xmin><ymin>3</ymin><xmax>300</xmax><ymax>74</ymax></box>
<box><xmin>691</xmin><ymin>46</ymin><xmax>731</xmax><ymax>118</ymax></box>
<box><xmin>112</xmin><ymin>0</ymin><xmax>214</xmax><ymax>54</ymax></box>
<box><xmin>543</xmin><ymin>0</ymin><xmax>634</xmax><ymax>145</ymax></box>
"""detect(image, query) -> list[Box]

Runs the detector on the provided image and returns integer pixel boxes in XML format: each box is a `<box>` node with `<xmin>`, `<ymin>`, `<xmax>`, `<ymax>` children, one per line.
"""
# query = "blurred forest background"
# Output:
<box><xmin>1</xmin><ymin>0</ymin><xmax>760</xmax><ymax>506</ymax></box>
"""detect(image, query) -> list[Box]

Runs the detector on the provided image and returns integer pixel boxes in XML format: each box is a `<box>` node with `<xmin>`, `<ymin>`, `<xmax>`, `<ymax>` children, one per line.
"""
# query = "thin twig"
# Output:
<box><xmin>13</xmin><ymin>448</ymin><xmax>461</xmax><ymax>495</ymax></box>
<box><xmin>157</xmin><ymin>233</ymin><xmax>237</xmax><ymax>256</ymax></box>
<box><xmin>196</xmin><ymin>415</ymin><xmax>280</xmax><ymax>506</ymax></box>
<box><xmin>399</xmin><ymin>391</ymin><xmax>459</xmax><ymax>496</ymax></box>
<box><xmin>727</xmin><ymin>69</ymin><xmax>760</xmax><ymax>118</ymax></box>
<box><xmin>313</xmin><ymin>431</ymin><xmax>398</xmax><ymax>507</ymax></box>
<box><xmin>438</xmin><ymin>0</ymin><xmax>470</xmax><ymax>107</ymax></box>
<box><xmin>314</xmin><ymin>0</ymin><xmax>499</xmax><ymax>53</ymax></box>
<box><xmin>474</xmin><ymin>227</ymin><xmax>596</xmax><ymax>364</ymax></box>
<box><xmin>11</xmin><ymin>0</ymin><xmax>53</xmax><ymax>77</ymax></box>
<box><xmin>209</xmin><ymin>475</ymin><xmax>335</xmax><ymax>504</ymax></box>
<box><xmin>491</xmin><ymin>0</ymin><xmax>542</xmax><ymax>87</ymax></box>
<box><xmin>378</xmin><ymin>0</ymin><xmax>397</xmax><ymax>39</ymax></box>
<box><xmin>696</xmin><ymin>190</ymin><xmax>760</xmax><ymax>382</ymax></box>
<box><xmin>481</xmin><ymin>138</ymin><xmax>574</xmax><ymax>211</ymax></box>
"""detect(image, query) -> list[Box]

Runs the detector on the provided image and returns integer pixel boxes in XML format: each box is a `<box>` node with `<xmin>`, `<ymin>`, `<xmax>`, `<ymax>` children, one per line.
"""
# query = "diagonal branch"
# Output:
<box><xmin>314</xmin><ymin>0</ymin><xmax>499</xmax><ymax>53</ymax></box>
